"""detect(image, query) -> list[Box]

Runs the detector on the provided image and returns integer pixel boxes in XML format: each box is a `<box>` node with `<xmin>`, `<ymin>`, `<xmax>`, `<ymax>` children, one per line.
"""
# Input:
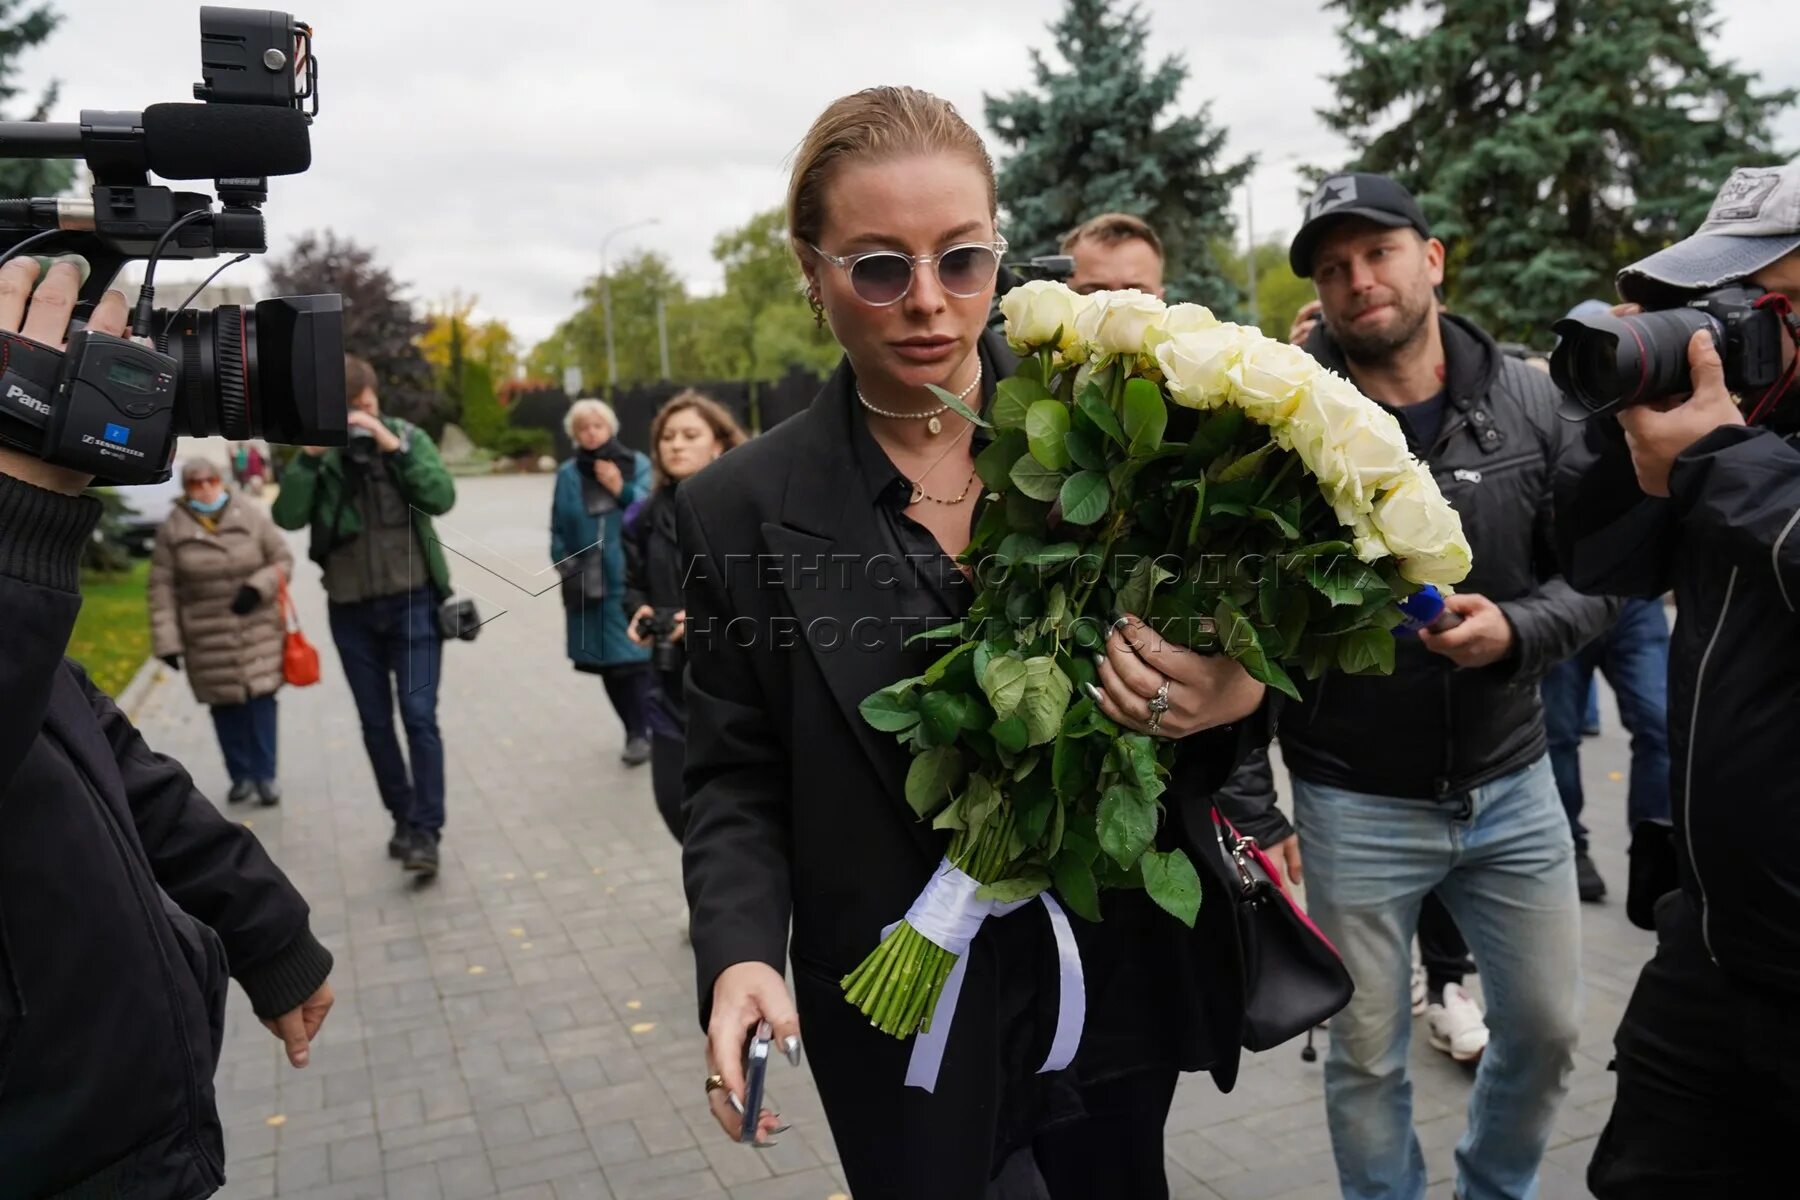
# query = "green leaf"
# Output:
<box><xmin>1051</xmin><ymin>731</ymin><xmax>1085</xmax><ymax>802</ymax></box>
<box><xmin>1009</xmin><ymin>454</ymin><xmax>1065</xmax><ymax>502</ymax></box>
<box><xmin>1185</xmin><ymin>476</ymin><xmax>1208</xmax><ymax>544</ymax></box>
<box><xmin>1185</xmin><ymin>405</ymin><xmax>1245</xmax><ymax>467</ymax></box>
<box><xmin>921</xmin><ymin>642</ymin><xmax>974</xmax><ymax>686</ymax></box>
<box><xmin>906</xmin><ymin>621</ymin><xmax>968</xmax><ymax>645</ymax></box>
<box><xmin>904</xmin><ymin>746</ymin><xmax>963</xmax><ymax>818</ymax></box>
<box><xmin>1014</xmin><ymin>780</ymin><xmax>1056</xmax><ymax>846</ymax></box>
<box><xmin>997</xmin><ymin>532</ymin><xmax>1045</xmax><ymax>569</ymax></box>
<box><xmin>1018</xmin><ymin>655</ymin><xmax>1074</xmax><ymax>746</ymax></box>
<box><xmin>976</xmin><ymin>870</ymin><xmax>1052</xmax><ymax>904</ymax></box>
<box><xmin>1337</xmin><ymin>626</ymin><xmax>1397</xmax><ymax>675</ymax></box>
<box><xmin>975</xmin><ymin>429</ymin><xmax>1028</xmax><ymax>492</ymax></box>
<box><xmin>1023</xmin><ymin>541</ymin><xmax>1081</xmax><ymax>567</ymax></box>
<box><xmin>1251</xmin><ymin>504</ymin><xmax>1301</xmax><ymax>539</ymax></box>
<box><xmin>1078</xmin><ymin>381</ymin><xmax>1127</xmax><ymax>446</ymax></box>
<box><xmin>1059</xmin><ymin>471</ymin><xmax>1110</xmax><ymax>526</ymax></box>
<box><xmin>990</xmin><ymin>714</ymin><xmax>1029</xmax><ymax>754</ymax></box>
<box><xmin>1005</xmin><ymin>489</ymin><xmax>1050</xmax><ymax>535</ymax></box>
<box><xmin>1064</xmin><ymin>429</ymin><xmax>1107</xmax><ymax>471</ymax></box>
<box><xmin>860</xmin><ymin>686</ymin><xmax>920</xmax><ymax>732</ymax></box>
<box><xmin>1044</xmin><ymin>582</ymin><xmax>1069</xmax><ymax>631</ymax></box>
<box><xmin>1116</xmin><ymin>554</ymin><xmax>1175</xmax><ymax>620</ymax></box>
<box><xmin>931</xmin><ymin>797</ymin><xmax>966</xmax><ymax>831</ymax></box>
<box><xmin>992</xmin><ymin>377</ymin><xmax>1050</xmax><ymax>430</ymax></box>
<box><xmin>1275</xmin><ymin>586</ymin><xmax>1311</xmax><ymax>657</ymax></box>
<box><xmin>1217</xmin><ymin>440</ymin><xmax>1278</xmax><ymax>482</ymax></box>
<box><xmin>1026</xmin><ymin>400</ymin><xmax>1072</xmax><ymax>470</ymax></box>
<box><xmin>961</xmin><ymin>773</ymin><xmax>1002</xmax><ymax>839</ymax></box>
<box><xmin>1141</xmin><ymin>848</ymin><xmax>1203</xmax><ymax>927</ymax></box>
<box><xmin>1098</xmin><ymin>783</ymin><xmax>1157</xmax><ymax>868</ymax></box>
<box><xmin>926</xmin><ymin>382</ymin><xmax>991</xmax><ymax>429</ymax></box>
<box><xmin>981</xmin><ymin>655</ymin><xmax>1029</xmax><ymax>719</ymax></box>
<box><xmin>1118</xmin><ymin>734</ymin><xmax>1166</xmax><ymax>802</ymax></box>
<box><xmin>1122</xmin><ymin>378</ymin><xmax>1169</xmax><ymax>452</ymax></box>
<box><xmin>1072</xmin><ymin>617</ymin><xmax>1105</xmax><ymax>651</ymax></box>
<box><xmin>1051</xmin><ymin>853</ymin><xmax>1102</xmax><ymax>922</ymax></box>
<box><xmin>1307</xmin><ymin>554</ymin><xmax>1367</xmax><ymax>607</ymax></box>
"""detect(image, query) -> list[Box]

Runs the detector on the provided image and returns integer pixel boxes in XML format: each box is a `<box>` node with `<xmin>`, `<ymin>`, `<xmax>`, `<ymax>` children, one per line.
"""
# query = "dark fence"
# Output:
<box><xmin>506</xmin><ymin>365</ymin><xmax>827</xmax><ymax>461</ymax></box>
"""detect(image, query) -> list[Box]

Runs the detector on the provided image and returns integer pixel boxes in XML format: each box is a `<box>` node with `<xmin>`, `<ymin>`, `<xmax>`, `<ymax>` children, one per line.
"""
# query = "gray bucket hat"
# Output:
<box><xmin>1618</xmin><ymin>158</ymin><xmax>1800</xmax><ymax>305</ymax></box>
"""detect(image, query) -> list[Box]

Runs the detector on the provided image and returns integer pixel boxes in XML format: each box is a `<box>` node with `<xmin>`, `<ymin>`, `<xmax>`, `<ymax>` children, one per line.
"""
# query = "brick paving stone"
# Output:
<box><xmin>168</xmin><ymin>477</ymin><xmax>1651</xmax><ymax>1200</ymax></box>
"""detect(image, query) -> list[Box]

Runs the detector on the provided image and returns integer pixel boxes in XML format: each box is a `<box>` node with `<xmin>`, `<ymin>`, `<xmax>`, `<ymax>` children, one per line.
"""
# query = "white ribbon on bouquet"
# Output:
<box><xmin>882</xmin><ymin>856</ymin><xmax>1086</xmax><ymax>1093</ymax></box>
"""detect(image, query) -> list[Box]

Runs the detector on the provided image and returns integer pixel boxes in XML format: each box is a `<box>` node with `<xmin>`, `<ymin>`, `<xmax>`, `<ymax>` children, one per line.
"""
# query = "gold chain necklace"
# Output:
<box><xmin>857</xmin><ymin>360</ymin><xmax>981</xmax><ymax>436</ymax></box>
<box><xmin>911</xmin><ymin>467</ymin><xmax>980</xmax><ymax>507</ymax></box>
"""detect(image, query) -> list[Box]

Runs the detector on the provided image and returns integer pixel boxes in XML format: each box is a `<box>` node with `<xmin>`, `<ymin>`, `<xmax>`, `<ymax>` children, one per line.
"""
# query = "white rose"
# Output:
<box><xmin>1330</xmin><ymin>494</ymin><xmax>1394</xmax><ymax>564</ymax></box>
<box><xmin>1286</xmin><ymin>371</ymin><xmax>1414</xmax><ymax>511</ymax></box>
<box><xmin>999</xmin><ymin>280</ymin><xmax>1086</xmax><ymax>354</ymax></box>
<box><xmin>1074</xmin><ymin>289</ymin><xmax>1168</xmax><ymax>357</ymax></box>
<box><xmin>1142</xmin><ymin>302</ymin><xmax>1219</xmax><ymax>355</ymax></box>
<box><xmin>1228</xmin><ymin>339</ymin><xmax>1318</xmax><ymax>424</ymax></box>
<box><xmin>1156</xmin><ymin>323</ymin><xmax>1260</xmax><ymax>410</ymax></box>
<box><xmin>1371</xmin><ymin>468</ymin><xmax>1473</xmax><ymax>587</ymax></box>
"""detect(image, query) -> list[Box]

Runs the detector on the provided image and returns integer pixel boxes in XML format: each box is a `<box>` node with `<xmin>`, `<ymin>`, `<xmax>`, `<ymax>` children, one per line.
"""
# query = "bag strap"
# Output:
<box><xmin>279</xmin><ymin>574</ymin><xmax>302</xmax><ymax>634</ymax></box>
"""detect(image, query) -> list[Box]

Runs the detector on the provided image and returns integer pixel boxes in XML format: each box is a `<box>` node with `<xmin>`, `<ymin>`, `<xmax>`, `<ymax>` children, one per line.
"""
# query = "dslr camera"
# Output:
<box><xmin>1550</xmin><ymin>285</ymin><xmax>1787</xmax><ymax>413</ymax></box>
<box><xmin>0</xmin><ymin>6</ymin><xmax>345</xmax><ymax>486</ymax></box>
<box><xmin>634</xmin><ymin>608</ymin><xmax>684</xmax><ymax>674</ymax></box>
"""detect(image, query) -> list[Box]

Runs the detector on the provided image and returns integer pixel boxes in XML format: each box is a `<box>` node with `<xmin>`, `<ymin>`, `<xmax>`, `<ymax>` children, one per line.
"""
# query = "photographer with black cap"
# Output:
<box><xmin>1556</xmin><ymin>157</ymin><xmax>1800</xmax><ymax>1196</ymax></box>
<box><xmin>0</xmin><ymin>258</ymin><xmax>335</xmax><ymax>1196</ymax></box>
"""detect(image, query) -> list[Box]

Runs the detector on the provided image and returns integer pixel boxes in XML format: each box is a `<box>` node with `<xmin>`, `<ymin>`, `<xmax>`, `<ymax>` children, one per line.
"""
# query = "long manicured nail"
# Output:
<box><xmin>727</xmin><ymin>1093</ymin><xmax>744</xmax><ymax>1114</ymax></box>
<box><xmin>1083</xmin><ymin>682</ymin><xmax>1105</xmax><ymax>705</ymax></box>
<box><xmin>770</xmin><ymin>1123</ymin><xmax>792</xmax><ymax>1135</ymax></box>
<box><xmin>783</xmin><ymin>1035</ymin><xmax>801</xmax><ymax>1067</ymax></box>
<box><xmin>752</xmin><ymin>1138</ymin><xmax>780</xmax><ymax>1150</ymax></box>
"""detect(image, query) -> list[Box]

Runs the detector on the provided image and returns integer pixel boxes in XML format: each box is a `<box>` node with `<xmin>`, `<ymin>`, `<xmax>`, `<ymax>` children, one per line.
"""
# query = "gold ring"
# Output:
<box><xmin>704</xmin><ymin>1073</ymin><xmax>726</xmax><ymax>1096</ymax></box>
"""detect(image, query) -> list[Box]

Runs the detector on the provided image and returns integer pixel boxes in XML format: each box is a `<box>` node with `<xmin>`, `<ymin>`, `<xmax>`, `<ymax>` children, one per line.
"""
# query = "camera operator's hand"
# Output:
<box><xmin>262</xmin><ymin>980</ymin><xmax>334</xmax><ymax>1069</ymax></box>
<box><xmin>627</xmin><ymin>604</ymin><xmax>654</xmax><ymax>647</ymax></box>
<box><xmin>0</xmin><ymin>259</ymin><xmax>129</xmax><ymax>496</ymax></box>
<box><xmin>670</xmin><ymin>608</ymin><xmax>687</xmax><ymax>643</ymax></box>
<box><xmin>592</xmin><ymin>458</ymin><xmax>625</xmax><ymax>496</ymax></box>
<box><xmin>346</xmin><ymin>410</ymin><xmax>402</xmax><ymax>455</ymax></box>
<box><xmin>1617</xmin><ymin>329</ymin><xmax>1745</xmax><ymax>498</ymax></box>
<box><xmin>1419</xmin><ymin>592</ymin><xmax>1516</xmax><ymax>668</ymax></box>
<box><xmin>1289</xmin><ymin>299</ymin><xmax>1322</xmax><ymax>346</ymax></box>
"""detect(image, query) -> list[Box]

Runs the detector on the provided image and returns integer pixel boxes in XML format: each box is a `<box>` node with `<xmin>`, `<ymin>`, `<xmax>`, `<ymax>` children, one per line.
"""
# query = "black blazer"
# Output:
<box><xmin>675</xmin><ymin>336</ymin><xmax>1265</xmax><ymax>1191</ymax></box>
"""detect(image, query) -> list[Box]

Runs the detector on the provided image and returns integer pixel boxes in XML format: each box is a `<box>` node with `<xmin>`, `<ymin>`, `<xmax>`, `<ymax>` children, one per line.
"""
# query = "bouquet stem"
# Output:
<box><xmin>841</xmin><ymin>810</ymin><xmax>1017</xmax><ymax>1037</ymax></box>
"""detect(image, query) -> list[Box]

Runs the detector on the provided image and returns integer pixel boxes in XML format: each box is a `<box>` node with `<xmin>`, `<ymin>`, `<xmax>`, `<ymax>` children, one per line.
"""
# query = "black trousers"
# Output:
<box><xmin>1419</xmin><ymin>890</ymin><xmax>1473</xmax><ymax>992</ymax></box>
<box><xmin>1588</xmin><ymin>892</ymin><xmax>1799</xmax><ymax>1197</ymax></box>
<box><xmin>1034</xmin><ymin>1068</ymin><xmax>1180</xmax><ymax>1200</ymax></box>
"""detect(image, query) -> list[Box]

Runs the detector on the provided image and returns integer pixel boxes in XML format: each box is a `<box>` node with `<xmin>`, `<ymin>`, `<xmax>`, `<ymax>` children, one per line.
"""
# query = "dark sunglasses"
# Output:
<box><xmin>809</xmin><ymin>237</ymin><xmax>1008</xmax><ymax>307</ymax></box>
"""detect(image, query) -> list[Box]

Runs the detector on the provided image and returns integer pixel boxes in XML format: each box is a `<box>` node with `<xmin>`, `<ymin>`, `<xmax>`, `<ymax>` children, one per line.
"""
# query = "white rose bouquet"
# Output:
<box><xmin>843</xmin><ymin>283</ymin><xmax>1471</xmax><ymax>1046</ymax></box>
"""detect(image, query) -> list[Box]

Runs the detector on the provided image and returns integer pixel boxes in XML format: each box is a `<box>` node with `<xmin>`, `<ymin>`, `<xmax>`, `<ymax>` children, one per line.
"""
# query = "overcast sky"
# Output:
<box><xmin>18</xmin><ymin>0</ymin><xmax>1800</xmax><ymax>348</ymax></box>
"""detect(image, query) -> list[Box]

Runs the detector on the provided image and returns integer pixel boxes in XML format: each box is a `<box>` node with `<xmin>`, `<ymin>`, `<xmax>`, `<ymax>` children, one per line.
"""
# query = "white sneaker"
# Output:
<box><xmin>1426</xmin><ymin>983</ymin><xmax>1489</xmax><ymax>1063</ymax></box>
<box><xmin>1410</xmin><ymin>962</ymin><xmax>1428</xmax><ymax>1016</ymax></box>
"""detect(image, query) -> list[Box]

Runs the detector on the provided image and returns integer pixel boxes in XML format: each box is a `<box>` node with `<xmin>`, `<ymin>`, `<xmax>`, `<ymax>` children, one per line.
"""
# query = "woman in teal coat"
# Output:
<box><xmin>551</xmin><ymin>398</ymin><xmax>654</xmax><ymax>765</ymax></box>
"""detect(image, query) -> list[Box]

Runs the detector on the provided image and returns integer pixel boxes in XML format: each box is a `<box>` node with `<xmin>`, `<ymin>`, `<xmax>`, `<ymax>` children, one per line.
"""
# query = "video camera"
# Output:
<box><xmin>1550</xmin><ymin>285</ymin><xmax>1790</xmax><ymax>415</ymax></box>
<box><xmin>0</xmin><ymin>6</ymin><xmax>345</xmax><ymax>486</ymax></box>
<box><xmin>988</xmin><ymin>254</ymin><xmax>1077</xmax><ymax>332</ymax></box>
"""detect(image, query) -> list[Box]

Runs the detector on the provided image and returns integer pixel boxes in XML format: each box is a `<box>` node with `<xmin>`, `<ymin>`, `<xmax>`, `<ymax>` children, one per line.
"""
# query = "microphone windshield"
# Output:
<box><xmin>141</xmin><ymin>103</ymin><xmax>310</xmax><ymax>179</ymax></box>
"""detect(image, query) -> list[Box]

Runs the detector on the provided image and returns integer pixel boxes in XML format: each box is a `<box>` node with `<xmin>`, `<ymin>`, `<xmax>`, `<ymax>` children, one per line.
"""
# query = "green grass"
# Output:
<box><xmin>69</xmin><ymin>558</ymin><xmax>152</xmax><ymax>698</ymax></box>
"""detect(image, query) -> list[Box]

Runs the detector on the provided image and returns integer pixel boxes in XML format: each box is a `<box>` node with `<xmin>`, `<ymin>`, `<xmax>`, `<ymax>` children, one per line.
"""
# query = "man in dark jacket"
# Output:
<box><xmin>1556</xmin><ymin>157</ymin><xmax>1800</xmax><ymax>1196</ymax></box>
<box><xmin>0</xmin><ymin>261</ymin><xmax>335</xmax><ymax>1197</ymax></box>
<box><xmin>1267</xmin><ymin>174</ymin><xmax>1616</xmax><ymax>1200</ymax></box>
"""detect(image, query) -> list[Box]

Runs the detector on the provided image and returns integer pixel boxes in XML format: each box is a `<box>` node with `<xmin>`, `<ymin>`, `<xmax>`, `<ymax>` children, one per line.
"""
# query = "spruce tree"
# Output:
<box><xmin>1322</xmin><ymin>0</ymin><xmax>1794</xmax><ymax>341</ymax></box>
<box><xmin>0</xmin><ymin>1</ymin><xmax>67</xmax><ymax>200</ymax></box>
<box><xmin>985</xmin><ymin>0</ymin><xmax>1250</xmax><ymax>313</ymax></box>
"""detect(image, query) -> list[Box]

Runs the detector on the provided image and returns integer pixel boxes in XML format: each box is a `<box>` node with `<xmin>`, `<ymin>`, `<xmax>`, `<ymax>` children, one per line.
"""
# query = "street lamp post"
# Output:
<box><xmin>599</xmin><ymin>218</ymin><xmax>659</xmax><ymax>395</ymax></box>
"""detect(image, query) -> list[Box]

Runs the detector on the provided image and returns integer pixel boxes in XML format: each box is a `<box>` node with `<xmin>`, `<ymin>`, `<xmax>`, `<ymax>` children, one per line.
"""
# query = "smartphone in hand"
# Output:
<box><xmin>740</xmin><ymin>1021</ymin><xmax>772</xmax><ymax>1144</ymax></box>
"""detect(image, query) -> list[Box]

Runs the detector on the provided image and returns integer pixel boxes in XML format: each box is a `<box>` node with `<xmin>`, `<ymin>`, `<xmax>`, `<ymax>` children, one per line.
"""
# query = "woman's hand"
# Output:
<box><xmin>669</xmin><ymin>609</ymin><xmax>688</xmax><ymax>643</ymax></box>
<box><xmin>705</xmin><ymin>962</ymin><xmax>799</xmax><ymax>1147</ymax></box>
<box><xmin>593</xmin><ymin>458</ymin><xmax>625</xmax><ymax>496</ymax></box>
<box><xmin>1088</xmin><ymin>614</ymin><xmax>1265</xmax><ymax>738</ymax></box>
<box><xmin>627</xmin><ymin>604</ymin><xmax>654</xmax><ymax>646</ymax></box>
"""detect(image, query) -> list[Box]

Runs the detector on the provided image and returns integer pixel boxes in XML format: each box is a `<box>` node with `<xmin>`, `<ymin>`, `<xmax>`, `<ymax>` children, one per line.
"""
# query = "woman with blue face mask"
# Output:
<box><xmin>148</xmin><ymin>458</ymin><xmax>295</xmax><ymax>805</ymax></box>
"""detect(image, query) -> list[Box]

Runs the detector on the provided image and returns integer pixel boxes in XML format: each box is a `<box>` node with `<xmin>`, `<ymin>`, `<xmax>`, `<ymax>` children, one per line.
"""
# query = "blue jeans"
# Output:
<box><xmin>1293</xmin><ymin>757</ymin><xmax>1582</xmax><ymax>1200</ymax></box>
<box><xmin>1541</xmin><ymin>597</ymin><xmax>1671</xmax><ymax>851</ymax></box>
<box><xmin>328</xmin><ymin>588</ymin><xmax>445</xmax><ymax>834</ymax></box>
<box><xmin>210</xmin><ymin>694</ymin><xmax>278</xmax><ymax>783</ymax></box>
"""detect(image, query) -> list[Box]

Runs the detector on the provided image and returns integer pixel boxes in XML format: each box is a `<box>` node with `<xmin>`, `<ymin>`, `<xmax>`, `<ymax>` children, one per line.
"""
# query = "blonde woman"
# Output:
<box><xmin>149</xmin><ymin>458</ymin><xmax>293</xmax><ymax>805</ymax></box>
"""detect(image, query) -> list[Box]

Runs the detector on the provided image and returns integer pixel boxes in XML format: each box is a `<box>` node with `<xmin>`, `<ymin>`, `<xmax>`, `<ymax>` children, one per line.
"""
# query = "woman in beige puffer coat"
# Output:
<box><xmin>148</xmin><ymin>458</ymin><xmax>294</xmax><ymax>806</ymax></box>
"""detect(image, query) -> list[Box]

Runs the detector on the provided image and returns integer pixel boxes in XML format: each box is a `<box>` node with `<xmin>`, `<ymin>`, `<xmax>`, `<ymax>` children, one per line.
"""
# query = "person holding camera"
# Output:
<box><xmin>271</xmin><ymin>354</ymin><xmax>457</xmax><ymax>878</ymax></box>
<box><xmin>1555</xmin><ymin>158</ymin><xmax>1800</xmax><ymax>1196</ymax></box>
<box><xmin>0</xmin><ymin>260</ymin><xmax>335</xmax><ymax>1197</ymax></box>
<box><xmin>551</xmin><ymin>398</ymin><xmax>655</xmax><ymax>765</ymax></box>
<box><xmin>623</xmin><ymin>389</ymin><xmax>745</xmax><ymax>843</ymax></box>
<box><xmin>149</xmin><ymin>457</ymin><xmax>294</xmax><ymax>807</ymax></box>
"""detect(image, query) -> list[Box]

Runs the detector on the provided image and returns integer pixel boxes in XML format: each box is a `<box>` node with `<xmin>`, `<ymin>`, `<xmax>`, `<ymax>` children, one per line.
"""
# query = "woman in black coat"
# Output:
<box><xmin>679</xmin><ymin>86</ymin><xmax>1269</xmax><ymax>1199</ymax></box>
<box><xmin>623</xmin><ymin>389</ymin><xmax>746</xmax><ymax>841</ymax></box>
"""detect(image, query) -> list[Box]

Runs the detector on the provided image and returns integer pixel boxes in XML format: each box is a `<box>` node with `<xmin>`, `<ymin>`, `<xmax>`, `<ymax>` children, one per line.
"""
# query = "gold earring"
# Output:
<box><xmin>807</xmin><ymin>288</ymin><xmax>825</xmax><ymax>329</ymax></box>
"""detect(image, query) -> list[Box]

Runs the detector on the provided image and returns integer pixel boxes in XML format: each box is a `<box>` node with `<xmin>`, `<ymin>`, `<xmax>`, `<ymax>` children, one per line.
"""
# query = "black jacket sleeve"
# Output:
<box><xmin>1553</xmin><ymin>412</ymin><xmax>1678</xmax><ymax>598</ymax></box>
<box><xmin>1667</xmin><ymin>424</ymin><xmax>1800</xmax><ymax>609</ymax></box>
<box><xmin>78</xmin><ymin>665</ymin><xmax>332</xmax><ymax>1018</ymax></box>
<box><xmin>621</xmin><ymin>496</ymin><xmax>652</xmax><ymax>620</ymax></box>
<box><xmin>1208</xmin><ymin>745</ymin><xmax>1293</xmax><ymax>846</ymax></box>
<box><xmin>676</xmin><ymin>488</ymin><xmax>793</xmax><ymax>1030</ymax></box>
<box><xmin>1496</xmin><ymin>391</ymin><xmax>1622</xmax><ymax>679</ymax></box>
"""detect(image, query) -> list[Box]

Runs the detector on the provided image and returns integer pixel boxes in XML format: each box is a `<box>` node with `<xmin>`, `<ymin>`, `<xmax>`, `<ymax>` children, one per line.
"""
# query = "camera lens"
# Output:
<box><xmin>158</xmin><ymin>295</ymin><xmax>349</xmax><ymax>446</ymax></box>
<box><xmin>1549</xmin><ymin>308</ymin><xmax>1722</xmax><ymax>411</ymax></box>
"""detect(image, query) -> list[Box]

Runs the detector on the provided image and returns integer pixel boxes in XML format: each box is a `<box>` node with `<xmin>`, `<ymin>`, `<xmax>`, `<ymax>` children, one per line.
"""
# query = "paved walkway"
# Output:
<box><xmin>121</xmin><ymin>473</ymin><xmax>1651</xmax><ymax>1200</ymax></box>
